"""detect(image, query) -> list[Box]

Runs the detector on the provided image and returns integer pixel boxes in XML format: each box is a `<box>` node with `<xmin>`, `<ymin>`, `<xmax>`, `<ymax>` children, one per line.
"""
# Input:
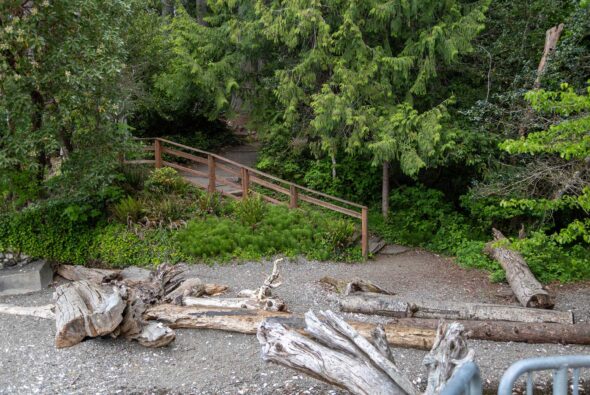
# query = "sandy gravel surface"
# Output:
<box><xmin>0</xmin><ymin>250</ymin><xmax>589</xmax><ymax>394</ymax></box>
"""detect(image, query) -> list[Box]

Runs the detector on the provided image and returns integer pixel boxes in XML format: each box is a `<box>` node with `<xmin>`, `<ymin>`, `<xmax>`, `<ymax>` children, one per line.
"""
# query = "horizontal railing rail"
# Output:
<box><xmin>124</xmin><ymin>137</ymin><xmax>369</xmax><ymax>258</ymax></box>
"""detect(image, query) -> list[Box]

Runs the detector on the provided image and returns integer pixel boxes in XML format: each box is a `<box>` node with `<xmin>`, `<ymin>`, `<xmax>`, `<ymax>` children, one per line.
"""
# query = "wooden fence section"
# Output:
<box><xmin>125</xmin><ymin>137</ymin><xmax>369</xmax><ymax>258</ymax></box>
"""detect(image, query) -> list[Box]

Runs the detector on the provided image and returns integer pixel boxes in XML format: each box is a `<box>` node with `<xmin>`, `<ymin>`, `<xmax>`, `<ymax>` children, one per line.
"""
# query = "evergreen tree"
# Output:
<box><xmin>160</xmin><ymin>0</ymin><xmax>489</xmax><ymax>214</ymax></box>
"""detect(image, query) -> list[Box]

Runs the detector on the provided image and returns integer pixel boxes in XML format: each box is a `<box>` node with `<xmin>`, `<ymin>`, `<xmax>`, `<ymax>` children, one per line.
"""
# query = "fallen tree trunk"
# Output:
<box><xmin>340</xmin><ymin>293</ymin><xmax>572</xmax><ymax>324</ymax></box>
<box><xmin>392</xmin><ymin>317</ymin><xmax>590</xmax><ymax>346</ymax></box>
<box><xmin>258</xmin><ymin>310</ymin><xmax>420</xmax><ymax>395</ymax></box>
<box><xmin>53</xmin><ymin>263</ymin><xmax>230</xmax><ymax>348</ymax></box>
<box><xmin>257</xmin><ymin>310</ymin><xmax>473</xmax><ymax>395</ymax></box>
<box><xmin>54</xmin><ymin>281</ymin><xmax>126</xmax><ymax>348</ymax></box>
<box><xmin>144</xmin><ymin>304</ymin><xmax>436</xmax><ymax>349</ymax></box>
<box><xmin>485</xmin><ymin>229</ymin><xmax>553</xmax><ymax>308</ymax></box>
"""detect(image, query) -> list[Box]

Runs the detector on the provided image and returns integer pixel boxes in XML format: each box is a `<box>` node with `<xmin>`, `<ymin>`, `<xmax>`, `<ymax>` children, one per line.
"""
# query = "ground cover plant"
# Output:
<box><xmin>0</xmin><ymin>167</ymin><xmax>360</xmax><ymax>267</ymax></box>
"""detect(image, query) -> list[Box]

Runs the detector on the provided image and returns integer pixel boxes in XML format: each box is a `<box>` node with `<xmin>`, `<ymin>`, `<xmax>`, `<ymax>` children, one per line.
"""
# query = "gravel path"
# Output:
<box><xmin>0</xmin><ymin>250</ymin><xmax>589</xmax><ymax>394</ymax></box>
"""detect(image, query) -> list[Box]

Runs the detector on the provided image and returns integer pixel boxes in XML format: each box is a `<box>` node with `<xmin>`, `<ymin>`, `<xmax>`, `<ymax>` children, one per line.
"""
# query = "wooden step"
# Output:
<box><xmin>368</xmin><ymin>237</ymin><xmax>387</xmax><ymax>255</ymax></box>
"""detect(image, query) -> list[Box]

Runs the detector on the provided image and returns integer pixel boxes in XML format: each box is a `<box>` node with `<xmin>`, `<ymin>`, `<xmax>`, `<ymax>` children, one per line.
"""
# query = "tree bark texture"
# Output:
<box><xmin>484</xmin><ymin>229</ymin><xmax>553</xmax><ymax>308</ymax></box>
<box><xmin>340</xmin><ymin>292</ymin><xmax>570</xmax><ymax>323</ymax></box>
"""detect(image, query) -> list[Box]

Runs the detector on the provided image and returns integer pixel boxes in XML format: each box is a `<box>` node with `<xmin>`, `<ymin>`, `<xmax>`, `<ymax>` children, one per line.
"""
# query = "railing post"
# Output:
<box><xmin>241</xmin><ymin>167</ymin><xmax>249</xmax><ymax>199</ymax></box>
<box><xmin>154</xmin><ymin>139</ymin><xmax>162</xmax><ymax>169</ymax></box>
<box><xmin>361</xmin><ymin>207</ymin><xmax>368</xmax><ymax>259</ymax></box>
<box><xmin>208</xmin><ymin>155</ymin><xmax>216</xmax><ymax>194</ymax></box>
<box><xmin>289</xmin><ymin>185</ymin><xmax>298</xmax><ymax>208</ymax></box>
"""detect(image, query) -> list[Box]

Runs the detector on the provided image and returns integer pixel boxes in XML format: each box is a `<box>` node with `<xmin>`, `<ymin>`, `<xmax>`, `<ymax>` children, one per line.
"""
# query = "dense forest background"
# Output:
<box><xmin>1</xmin><ymin>0</ymin><xmax>589</xmax><ymax>282</ymax></box>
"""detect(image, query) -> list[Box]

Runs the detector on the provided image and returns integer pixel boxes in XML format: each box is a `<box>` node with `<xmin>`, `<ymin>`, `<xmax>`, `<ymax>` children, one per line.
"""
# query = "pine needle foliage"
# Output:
<box><xmin>158</xmin><ymin>0</ymin><xmax>489</xmax><ymax>176</ymax></box>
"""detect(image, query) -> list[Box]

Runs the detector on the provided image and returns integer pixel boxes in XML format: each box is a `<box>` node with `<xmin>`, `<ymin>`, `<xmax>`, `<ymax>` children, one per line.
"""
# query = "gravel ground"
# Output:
<box><xmin>0</xmin><ymin>250</ymin><xmax>589</xmax><ymax>394</ymax></box>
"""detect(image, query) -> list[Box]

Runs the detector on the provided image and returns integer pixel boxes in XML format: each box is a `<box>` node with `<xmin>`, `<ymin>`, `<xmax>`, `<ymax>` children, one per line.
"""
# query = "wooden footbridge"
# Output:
<box><xmin>126</xmin><ymin>137</ymin><xmax>369</xmax><ymax>258</ymax></box>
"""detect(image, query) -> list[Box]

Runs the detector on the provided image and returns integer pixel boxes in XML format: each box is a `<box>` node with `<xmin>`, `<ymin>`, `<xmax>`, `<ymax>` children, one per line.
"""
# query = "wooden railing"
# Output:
<box><xmin>126</xmin><ymin>137</ymin><xmax>369</xmax><ymax>258</ymax></box>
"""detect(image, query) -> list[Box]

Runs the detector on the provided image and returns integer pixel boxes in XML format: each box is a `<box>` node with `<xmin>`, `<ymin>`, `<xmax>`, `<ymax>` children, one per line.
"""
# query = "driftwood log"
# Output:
<box><xmin>257</xmin><ymin>310</ymin><xmax>473</xmax><ymax>395</ymax></box>
<box><xmin>54</xmin><ymin>281</ymin><xmax>126</xmax><ymax>348</ymax></box>
<box><xmin>145</xmin><ymin>304</ymin><xmax>436</xmax><ymax>349</ymax></box>
<box><xmin>53</xmin><ymin>263</ymin><xmax>228</xmax><ymax>348</ymax></box>
<box><xmin>237</xmin><ymin>259</ymin><xmax>286</xmax><ymax>311</ymax></box>
<box><xmin>340</xmin><ymin>292</ymin><xmax>572</xmax><ymax>324</ymax></box>
<box><xmin>484</xmin><ymin>229</ymin><xmax>553</xmax><ymax>308</ymax></box>
<box><xmin>57</xmin><ymin>264</ymin><xmax>120</xmax><ymax>283</ymax></box>
<box><xmin>7</xmin><ymin>299</ymin><xmax>590</xmax><ymax>347</ymax></box>
<box><xmin>319</xmin><ymin>276</ymin><xmax>393</xmax><ymax>295</ymax></box>
<box><xmin>392</xmin><ymin>317</ymin><xmax>590</xmax><ymax>346</ymax></box>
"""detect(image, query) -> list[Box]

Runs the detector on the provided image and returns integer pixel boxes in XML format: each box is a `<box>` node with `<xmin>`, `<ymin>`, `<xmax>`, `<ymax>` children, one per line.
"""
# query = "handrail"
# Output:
<box><xmin>126</xmin><ymin>137</ymin><xmax>369</xmax><ymax>258</ymax></box>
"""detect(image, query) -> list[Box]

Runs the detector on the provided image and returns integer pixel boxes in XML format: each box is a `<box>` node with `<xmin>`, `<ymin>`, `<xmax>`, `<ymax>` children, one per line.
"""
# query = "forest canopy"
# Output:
<box><xmin>1</xmin><ymin>0</ymin><xmax>589</xmax><ymax>281</ymax></box>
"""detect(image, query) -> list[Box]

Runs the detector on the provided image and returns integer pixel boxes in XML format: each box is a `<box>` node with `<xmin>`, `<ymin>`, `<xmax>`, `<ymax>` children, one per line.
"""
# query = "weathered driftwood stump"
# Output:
<box><xmin>485</xmin><ymin>228</ymin><xmax>553</xmax><ymax>308</ymax></box>
<box><xmin>258</xmin><ymin>310</ymin><xmax>473</xmax><ymax>395</ymax></box>
<box><xmin>54</xmin><ymin>281</ymin><xmax>126</xmax><ymax>348</ymax></box>
<box><xmin>320</xmin><ymin>276</ymin><xmax>393</xmax><ymax>295</ymax></box>
<box><xmin>53</xmin><ymin>263</ymin><xmax>228</xmax><ymax>348</ymax></box>
<box><xmin>340</xmin><ymin>292</ymin><xmax>572</xmax><ymax>324</ymax></box>
<box><xmin>237</xmin><ymin>259</ymin><xmax>286</xmax><ymax>311</ymax></box>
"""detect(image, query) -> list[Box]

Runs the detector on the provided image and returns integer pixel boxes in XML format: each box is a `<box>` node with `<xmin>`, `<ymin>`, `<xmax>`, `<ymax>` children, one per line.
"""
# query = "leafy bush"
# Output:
<box><xmin>111</xmin><ymin>196</ymin><xmax>144</xmax><ymax>224</ymax></box>
<box><xmin>234</xmin><ymin>195</ymin><xmax>266</xmax><ymax>228</ymax></box>
<box><xmin>177</xmin><ymin>205</ymin><xmax>357</xmax><ymax>261</ymax></box>
<box><xmin>90</xmin><ymin>224</ymin><xmax>186</xmax><ymax>267</ymax></box>
<box><xmin>144</xmin><ymin>168</ymin><xmax>186</xmax><ymax>194</ymax></box>
<box><xmin>197</xmin><ymin>192</ymin><xmax>223</xmax><ymax>216</ymax></box>
<box><xmin>0</xmin><ymin>200</ymin><xmax>100</xmax><ymax>264</ymax></box>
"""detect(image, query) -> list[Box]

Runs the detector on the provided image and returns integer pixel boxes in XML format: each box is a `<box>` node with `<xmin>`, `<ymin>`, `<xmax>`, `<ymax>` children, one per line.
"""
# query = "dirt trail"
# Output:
<box><xmin>0</xmin><ymin>251</ymin><xmax>588</xmax><ymax>394</ymax></box>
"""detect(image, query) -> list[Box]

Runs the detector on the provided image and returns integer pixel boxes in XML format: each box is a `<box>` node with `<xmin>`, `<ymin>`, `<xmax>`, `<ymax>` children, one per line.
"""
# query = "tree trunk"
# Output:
<box><xmin>258</xmin><ymin>310</ymin><xmax>420</xmax><ymax>395</ymax></box>
<box><xmin>53</xmin><ymin>263</ymin><xmax>227</xmax><ymax>348</ymax></box>
<box><xmin>195</xmin><ymin>0</ymin><xmax>207</xmax><ymax>26</ymax></box>
<box><xmin>340</xmin><ymin>292</ymin><xmax>570</xmax><ymax>323</ymax></box>
<box><xmin>382</xmin><ymin>161</ymin><xmax>390</xmax><ymax>219</ymax></box>
<box><xmin>392</xmin><ymin>317</ymin><xmax>590</xmax><ymax>346</ymax></box>
<box><xmin>144</xmin><ymin>304</ymin><xmax>436</xmax><ymax>349</ymax></box>
<box><xmin>519</xmin><ymin>23</ymin><xmax>564</xmax><ymax>136</ymax></box>
<box><xmin>533</xmin><ymin>24</ymin><xmax>565</xmax><ymax>90</ymax></box>
<box><xmin>484</xmin><ymin>228</ymin><xmax>553</xmax><ymax>308</ymax></box>
<box><xmin>54</xmin><ymin>281</ymin><xmax>126</xmax><ymax>348</ymax></box>
<box><xmin>257</xmin><ymin>311</ymin><xmax>473</xmax><ymax>395</ymax></box>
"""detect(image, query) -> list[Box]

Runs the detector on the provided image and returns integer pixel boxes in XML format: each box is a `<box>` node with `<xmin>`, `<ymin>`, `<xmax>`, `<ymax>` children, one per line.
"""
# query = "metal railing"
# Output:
<box><xmin>440</xmin><ymin>362</ymin><xmax>482</xmax><ymax>395</ymax></box>
<box><xmin>441</xmin><ymin>355</ymin><xmax>590</xmax><ymax>395</ymax></box>
<box><xmin>124</xmin><ymin>137</ymin><xmax>369</xmax><ymax>257</ymax></box>
<box><xmin>498</xmin><ymin>355</ymin><xmax>590</xmax><ymax>395</ymax></box>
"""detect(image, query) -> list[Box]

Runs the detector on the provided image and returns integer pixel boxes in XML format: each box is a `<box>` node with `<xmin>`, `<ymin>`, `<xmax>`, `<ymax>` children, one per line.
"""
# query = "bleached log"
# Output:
<box><xmin>423</xmin><ymin>322</ymin><xmax>474</xmax><ymax>395</ymax></box>
<box><xmin>183</xmin><ymin>297</ymin><xmax>261</xmax><ymax>309</ymax></box>
<box><xmin>320</xmin><ymin>276</ymin><xmax>393</xmax><ymax>295</ymax></box>
<box><xmin>0</xmin><ymin>303</ymin><xmax>55</xmax><ymax>319</ymax></box>
<box><xmin>258</xmin><ymin>310</ymin><xmax>419</xmax><ymax>395</ymax></box>
<box><xmin>54</xmin><ymin>281</ymin><xmax>126</xmax><ymax>348</ymax></box>
<box><xmin>340</xmin><ymin>292</ymin><xmax>571</xmax><ymax>324</ymax></box>
<box><xmin>144</xmin><ymin>304</ymin><xmax>435</xmax><ymax>349</ymax></box>
<box><xmin>392</xmin><ymin>317</ymin><xmax>590</xmax><ymax>346</ymax></box>
<box><xmin>238</xmin><ymin>258</ymin><xmax>286</xmax><ymax>311</ymax></box>
<box><xmin>57</xmin><ymin>265</ymin><xmax>120</xmax><ymax>284</ymax></box>
<box><xmin>485</xmin><ymin>229</ymin><xmax>553</xmax><ymax>308</ymax></box>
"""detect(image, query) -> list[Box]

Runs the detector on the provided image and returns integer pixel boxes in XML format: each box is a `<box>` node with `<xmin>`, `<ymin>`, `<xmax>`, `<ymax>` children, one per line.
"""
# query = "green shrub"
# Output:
<box><xmin>235</xmin><ymin>195</ymin><xmax>266</xmax><ymax>228</ymax></box>
<box><xmin>119</xmin><ymin>165</ymin><xmax>149</xmax><ymax>192</ymax></box>
<box><xmin>144</xmin><ymin>167</ymin><xmax>186</xmax><ymax>194</ymax></box>
<box><xmin>90</xmin><ymin>224</ymin><xmax>187</xmax><ymax>267</ymax></box>
<box><xmin>110</xmin><ymin>196</ymin><xmax>144</xmax><ymax>224</ymax></box>
<box><xmin>142</xmin><ymin>195</ymin><xmax>190</xmax><ymax>223</ymax></box>
<box><xmin>0</xmin><ymin>200</ymin><xmax>100</xmax><ymax>264</ymax></box>
<box><xmin>319</xmin><ymin>218</ymin><xmax>355</xmax><ymax>253</ymax></box>
<box><xmin>177</xmin><ymin>205</ymin><xmax>357</xmax><ymax>261</ymax></box>
<box><xmin>197</xmin><ymin>192</ymin><xmax>223</xmax><ymax>216</ymax></box>
<box><xmin>372</xmin><ymin>185</ymin><xmax>485</xmax><ymax>255</ymax></box>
